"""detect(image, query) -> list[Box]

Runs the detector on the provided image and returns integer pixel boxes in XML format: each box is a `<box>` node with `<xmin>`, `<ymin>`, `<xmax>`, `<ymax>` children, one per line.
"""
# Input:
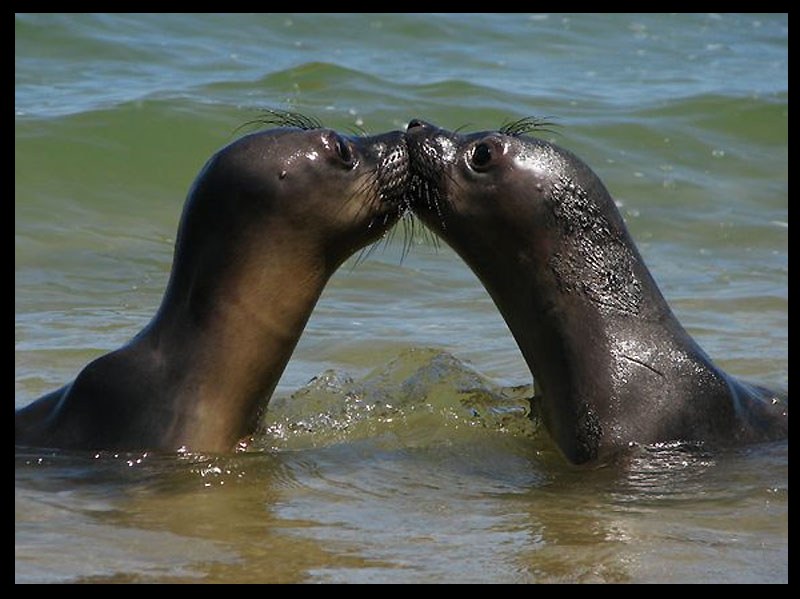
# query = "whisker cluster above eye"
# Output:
<box><xmin>345</xmin><ymin>123</ymin><xmax>370</xmax><ymax>137</ymax></box>
<box><xmin>234</xmin><ymin>109</ymin><xmax>324</xmax><ymax>135</ymax></box>
<box><xmin>257</xmin><ymin>109</ymin><xmax>324</xmax><ymax>130</ymax></box>
<box><xmin>499</xmin><ymin>116</ymin><xmax>561</xmax><ymax>137</ymax></box>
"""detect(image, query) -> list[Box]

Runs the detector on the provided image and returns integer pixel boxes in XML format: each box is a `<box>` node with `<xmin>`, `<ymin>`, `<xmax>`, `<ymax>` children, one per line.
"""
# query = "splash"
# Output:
<box><xmin>252</xmin><ymin>348</ymin><xmax>539</xmax><ymax>451</ymax></box>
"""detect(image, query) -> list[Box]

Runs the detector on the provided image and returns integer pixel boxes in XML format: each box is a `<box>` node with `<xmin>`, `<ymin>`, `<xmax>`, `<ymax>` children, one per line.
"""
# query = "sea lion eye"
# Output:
<box><xmin>470</xmin><ymin>142</ymin><xmax>493</xmax><ymax>170</ymax></box>
<box><xmin>334</xmin><ymin>135</ymin><xmax>354</xmax><ymax>167</ymax></box>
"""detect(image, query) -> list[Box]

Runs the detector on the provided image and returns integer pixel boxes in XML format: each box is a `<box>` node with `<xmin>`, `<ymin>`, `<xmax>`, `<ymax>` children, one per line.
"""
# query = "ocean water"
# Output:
<box><xmin>15</xmin><ymin>13</ymin><xmax>787</xmax><ymax>583</ymax></box>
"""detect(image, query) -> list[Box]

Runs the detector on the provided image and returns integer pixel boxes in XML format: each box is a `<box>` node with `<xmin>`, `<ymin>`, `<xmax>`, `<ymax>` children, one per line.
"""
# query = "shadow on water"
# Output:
<box><xmin>504</xmin><ymin>440</ymin><xmax>788</xmax><ymax>583</ymax></box>
<box><xmin>15</xmin><ymin>448</ymin><xmax>397</xmax><ymax>583</ymax></box>
<box><xmin>15</xmin><ymin>349</ymin><xmax>788</xmax><ymax>583</ymax></box>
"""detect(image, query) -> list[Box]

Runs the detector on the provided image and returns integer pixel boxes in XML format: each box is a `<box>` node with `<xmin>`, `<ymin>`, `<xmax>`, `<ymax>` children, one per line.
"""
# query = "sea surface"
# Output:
<box><xmin>15</xmin><ymin>13</ymin><xmax>787</xmax><ymax>583</ymax></box>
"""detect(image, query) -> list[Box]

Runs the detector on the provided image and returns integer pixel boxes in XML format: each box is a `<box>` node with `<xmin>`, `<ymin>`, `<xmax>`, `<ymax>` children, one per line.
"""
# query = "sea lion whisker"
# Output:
<box><xmin>351</xmin><ymin>215</ymin><xmax>399</xmax><ymax>268</ymax></box>
<box><xmin>403</xmin><ymin>212</ymin><xmax>439</xmax><ymax>256</ymax></box>
<box><xmin>231</xmin><ymin>118</ymin><xmax>271</xmax><ymax>137</ymax></box>
<box><xmin>345</xmin><ymin>123</ymin><xmax>370</xmax><ymax>137</ymax></box>
<box><xmin>233</xmin><ymin>109</ymin><xmax>324</xmax><ymax>136</ymax></box>
<box><xmin>363</xmin><ymin>171</ymin><xmax>386</xmax><ymax>212</ymax></box>
<box><xmin>260</xmin><ymin>109</ymin><xmax>324</xmax><ymax>130</ymax></box>
<box><xmin>346</xmin><ymin>171</ymin><xmax>380</xmax><ymax>219</ymax></box>
<box><xmin>397</xmin><ymin>212</ymin><xmax>418</xmax><ymax>262</ymax></box>
<box><xmin>427</xmin><ymin>167</ymin><xmax>461</xmax><ymax>232</ymax></box>
<box><xmin>351</xmin><ymin>241</ymin><xmax>377</xmax><ymax>268</ymax></box>
<box><xmin>399</xmin><ymin>216</ymin><xmax>414</xmax><ymax>261</ymax></box>
<box><xmin>499</xmin><ymin>116</ymin><xmax>561</xmax><ymax>138</ymax></box>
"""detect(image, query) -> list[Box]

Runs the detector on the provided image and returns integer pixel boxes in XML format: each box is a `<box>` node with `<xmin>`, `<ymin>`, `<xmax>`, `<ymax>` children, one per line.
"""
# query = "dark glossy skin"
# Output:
<box><xmin>16</xmin><ymin>126</ymin><xmax>409</xmax><ymax>453</ymax></box>
<box><xmin>405</xmin><ymin>119</ymin><xmax>787</xmax><ymax>464</ymax></box>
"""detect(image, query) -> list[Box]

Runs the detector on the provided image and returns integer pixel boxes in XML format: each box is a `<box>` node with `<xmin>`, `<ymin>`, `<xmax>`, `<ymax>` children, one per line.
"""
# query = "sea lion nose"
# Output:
<box><xmin>406</xmin><ymin>119</ymin><xmax>435</xmax><ymax>132</ymax></box>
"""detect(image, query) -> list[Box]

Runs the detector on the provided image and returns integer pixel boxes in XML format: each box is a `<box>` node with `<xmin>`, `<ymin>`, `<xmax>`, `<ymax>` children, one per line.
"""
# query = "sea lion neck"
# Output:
<box><xmin>484</xmin><ymin>185</ymin><xmax>728</xmax><ymax>463</ymax></box>
<box><xmin>134</xmin><ymin>237</ymin><xmax>331</xmax><ymax>452</ymax></box>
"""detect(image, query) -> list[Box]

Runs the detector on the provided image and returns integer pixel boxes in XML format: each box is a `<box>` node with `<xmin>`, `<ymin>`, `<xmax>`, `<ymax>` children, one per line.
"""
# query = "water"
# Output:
<box><xmin>15</xmin><ymin>13</ymin><xmax>787</xmax><ymax>583</ymax></box>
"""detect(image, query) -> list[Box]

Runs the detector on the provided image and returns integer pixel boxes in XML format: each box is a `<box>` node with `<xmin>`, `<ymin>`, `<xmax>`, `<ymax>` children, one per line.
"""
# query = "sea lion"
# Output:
<box><xmin>404</xmin><ymin>118</ymin><xmax>787</xmax><ymax>464</ymax></box>
<box><xmin>15</xmin><ymin>115</ymin><xmax>409</xmax><ymax>453</ymax></box>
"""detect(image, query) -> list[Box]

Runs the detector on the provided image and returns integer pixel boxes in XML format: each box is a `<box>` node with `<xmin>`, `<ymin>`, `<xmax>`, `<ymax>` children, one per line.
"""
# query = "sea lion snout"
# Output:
<box><xmin>364</xmin><ymin>130</ymin><xmax>410</xmax><ymax>207</ymax></box>
<box><xmin>406</xmin><ymin>118</ymin><xmax>437</xmax><ymax>132</ymax></box>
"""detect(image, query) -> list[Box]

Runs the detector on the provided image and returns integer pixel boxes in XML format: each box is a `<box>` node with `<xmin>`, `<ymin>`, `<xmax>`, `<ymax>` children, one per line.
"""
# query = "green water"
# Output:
<box><xmin>15</xmin><ymin>14</ymin><xmax>787</xmax><ymax>583</ymax></box>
